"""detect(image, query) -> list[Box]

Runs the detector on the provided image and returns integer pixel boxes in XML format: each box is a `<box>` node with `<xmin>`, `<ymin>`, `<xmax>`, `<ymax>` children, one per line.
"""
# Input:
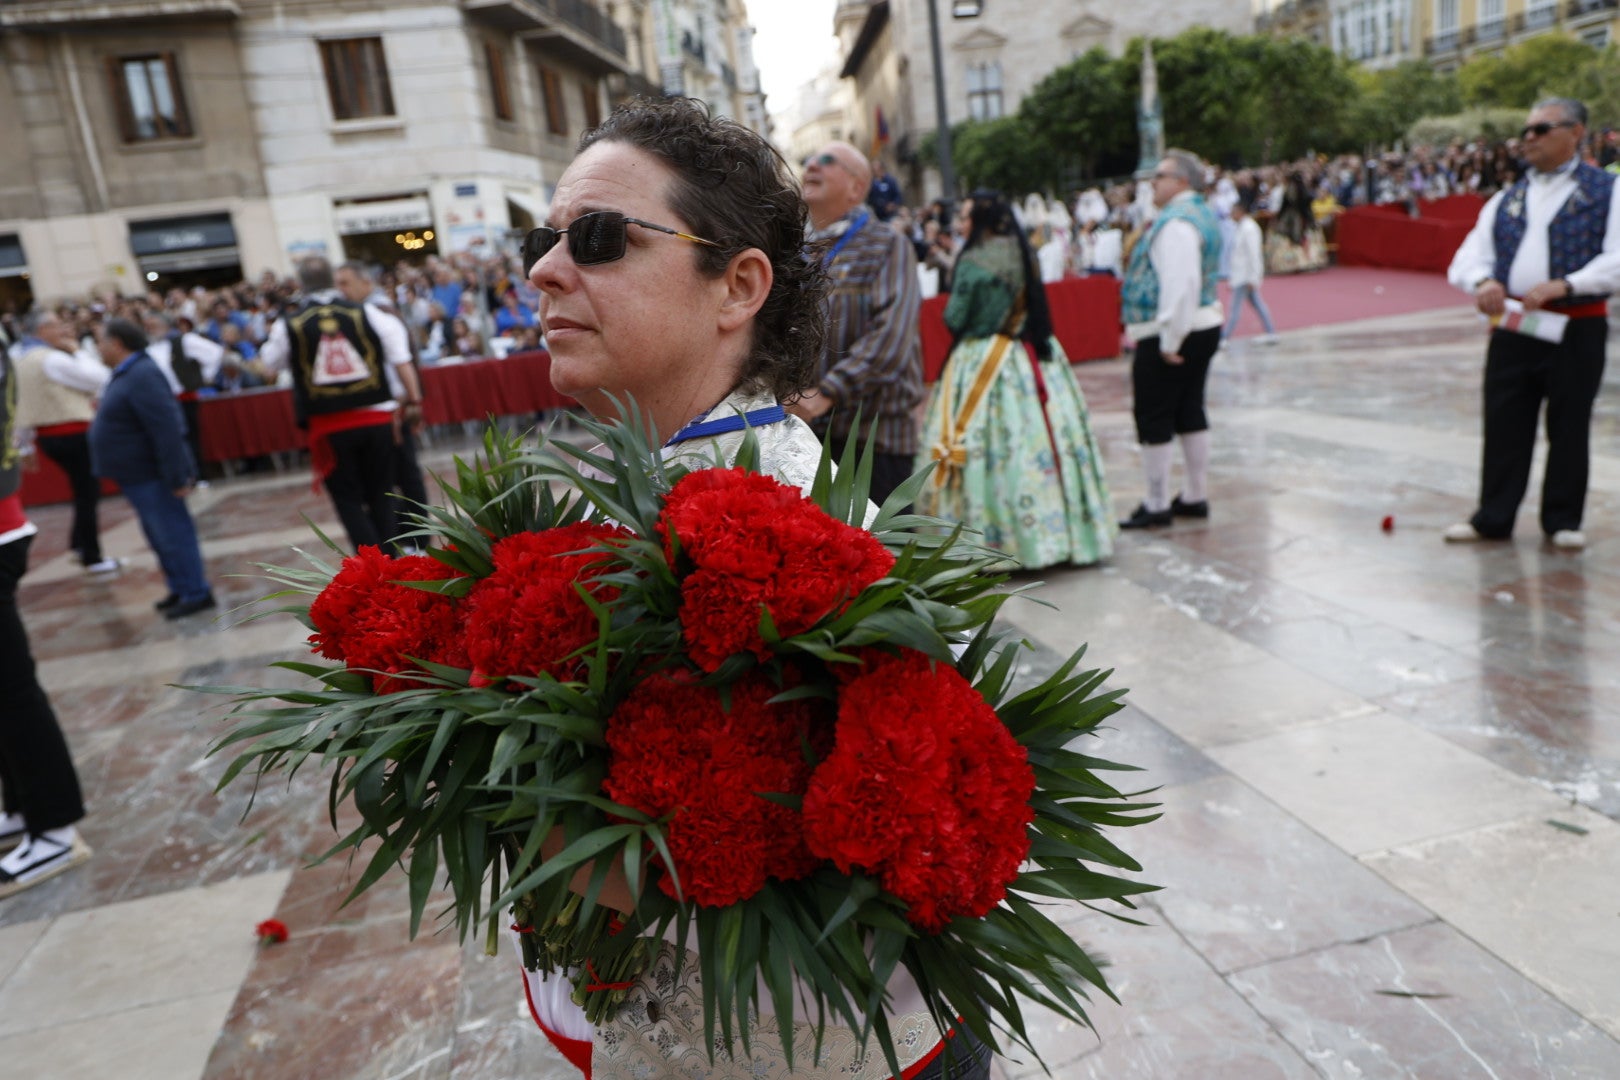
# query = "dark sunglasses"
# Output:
<box><xmin>802</xmin><ymin>152</ymin><xmax>843</xmax><ymax>169</ymax></box>
<box><xmin>522</xmin><ymin>211</ymin><xmax>719</xmax><ymax>272</ymax></box>
<box><xmin>1521</xmin><ymin>120</ymin><xmax>1575</xmax><ymax>139</ymax></box>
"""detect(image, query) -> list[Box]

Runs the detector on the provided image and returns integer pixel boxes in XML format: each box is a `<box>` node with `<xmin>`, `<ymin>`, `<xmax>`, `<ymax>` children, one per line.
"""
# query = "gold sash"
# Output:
<box><xmin>929</xmin><ymin>334</ymin><xmax>1016</xmax><ymax>490</ymax></box>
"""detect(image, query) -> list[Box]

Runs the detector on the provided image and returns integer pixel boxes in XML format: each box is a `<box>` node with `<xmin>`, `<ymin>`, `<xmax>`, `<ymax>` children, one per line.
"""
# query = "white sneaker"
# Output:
<box><xmin>0</xmin><ymin>830</ymin><xmax>92</xmax><ymax>898</ymax></box>
<box><xmin>1550</xmin><ymin>529</ymin><xmax>1586</xmax><ymax>550</ymax></box>
<box><xmin>83</xmin><ymin>558</ymin><xmax>123</xmax><ymax>576</ymax></box>
<box><xmin>1442</xmin><ymin>522</ymin><xmax>1485</xmax><ymax>543</ymax></box>
<box><xmin>1260</xmin><ymin>334</ymin><xmax>1279</xmax><ymax>346</ymax></box>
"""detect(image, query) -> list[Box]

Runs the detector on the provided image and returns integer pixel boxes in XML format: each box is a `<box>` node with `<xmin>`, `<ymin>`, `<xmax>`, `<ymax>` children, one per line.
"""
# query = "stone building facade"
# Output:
<box><xmin>831</xmin><ymin>0</ymin><xmax>1256</xmax><ymax>202</ymax></box>
<box><xmin>0</xmin><ymin>0</ymin><xmax>763</xmax><ymax>306</ymax></box>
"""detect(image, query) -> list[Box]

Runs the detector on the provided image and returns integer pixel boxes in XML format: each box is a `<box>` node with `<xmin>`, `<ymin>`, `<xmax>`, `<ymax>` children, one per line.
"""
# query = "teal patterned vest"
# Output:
<box><xmin>1491</xmin><ymin>162</ymin><xmax>1615</xmax><ymax>303</ymax></box>
<box><xmin>1121</xmin><ymin>194</ymin><xmax>1222</xmax><ymax>327</ymax></box>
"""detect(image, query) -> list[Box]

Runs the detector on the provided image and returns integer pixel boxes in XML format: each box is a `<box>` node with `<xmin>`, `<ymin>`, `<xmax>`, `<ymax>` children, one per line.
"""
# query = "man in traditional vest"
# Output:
<box><xmin>1446</xmin><ymin>97</ymin><xmax>1620</xmax><ymax>550</ymax></box>
<box><xmin>12</xmin><ymin>311</ymin><xmax>119</xmax><ymax>574</ymax></box>
<box><xmin>259</xmin><ymin>256</ymin><xmax>422</xmax><ymax>552</ymax></box>
<box><xmin>1118</xmin><ymin>149</ymin><xmax>1224</xmax><ymax>529</ymax></box>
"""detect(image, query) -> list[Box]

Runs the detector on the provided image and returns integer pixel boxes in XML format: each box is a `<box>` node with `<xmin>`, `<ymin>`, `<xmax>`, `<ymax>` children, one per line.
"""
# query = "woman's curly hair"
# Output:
<box><xmin>578</xmin><ymin>98</ymin><xmax>829</xmax><ymax>401</ymax></box>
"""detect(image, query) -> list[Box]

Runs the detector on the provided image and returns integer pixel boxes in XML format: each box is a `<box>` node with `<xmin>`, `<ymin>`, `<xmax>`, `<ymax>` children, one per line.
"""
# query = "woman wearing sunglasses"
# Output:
<box><xmin>524</xmin><ymin>98</ymin><xmax>828</xmax><ymax>489</ymax></box>
<box><xmin>518</xmin><ymin>97</ymin><xmax>992</xmax><ymax>1080</ymax></box>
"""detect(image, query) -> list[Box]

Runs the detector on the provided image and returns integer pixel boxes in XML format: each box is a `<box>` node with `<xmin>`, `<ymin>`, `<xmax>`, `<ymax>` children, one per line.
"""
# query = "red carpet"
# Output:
<box><xmin>1219</xmin><ymin>266</ymin><xmax>1469</xmax><ymax>339</ymax></box>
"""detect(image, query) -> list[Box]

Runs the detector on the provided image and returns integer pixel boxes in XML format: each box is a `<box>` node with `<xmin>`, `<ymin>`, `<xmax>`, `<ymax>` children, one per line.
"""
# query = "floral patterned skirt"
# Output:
<box><xmin>915</xmin><ymin>335</ymin><xmax>1115</xmax><ymax>570</ymax></box>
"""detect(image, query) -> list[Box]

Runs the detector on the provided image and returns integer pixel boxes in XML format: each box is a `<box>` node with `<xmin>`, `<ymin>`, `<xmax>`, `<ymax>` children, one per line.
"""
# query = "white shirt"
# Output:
<box><xmin>25</xmin><ymin>342</ymin><xmax>108</xmax><ymax>396</ymax></box>
<box><xmin>1082</xmin><ymin>228</ymin><xmax>1123</xmax><ymax>275</ymax></box>
<box><xmin>146</xmin><ymin>331</ymin><xmax>225</xmax><ymax>395</ymax></box>
<box><xmin>258</xmin><ymin>291</ymin><xmax>414</xmax><ymax>406</ymax></box>
<box><xmin>1126</xmin><ymin>193</ymin><xmax>1224</xmax><ymax>354</ymax></box>
<box><xmin>1228</xmin><ymin>216</ymin><xmax>1265</xmax><ymax>289</ymax></box>
<box><xmin>1448</xmin><ymin>159</ymin><xmax>1620</xmax><ymax>298</ymax></box>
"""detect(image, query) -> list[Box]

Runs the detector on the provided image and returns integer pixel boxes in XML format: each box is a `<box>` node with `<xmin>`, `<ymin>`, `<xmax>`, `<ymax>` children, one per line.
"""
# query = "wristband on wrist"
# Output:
<box><xmin>1473</xmin><ymin>277</ymin><xmax>1497</xmax><ymax>291</ymax></box>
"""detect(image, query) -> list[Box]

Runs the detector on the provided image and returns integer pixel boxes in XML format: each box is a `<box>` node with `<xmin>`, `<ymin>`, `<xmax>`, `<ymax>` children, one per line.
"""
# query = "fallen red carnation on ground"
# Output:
<box><xmin>1381</xmin><ymin>515</ymin><xmax>1394</xmax><ymax>533</ymax></box>
<box><xmin>255</xmin><ymin>918</ymin><xmax>289</xmax><ymax>946</ymax></box>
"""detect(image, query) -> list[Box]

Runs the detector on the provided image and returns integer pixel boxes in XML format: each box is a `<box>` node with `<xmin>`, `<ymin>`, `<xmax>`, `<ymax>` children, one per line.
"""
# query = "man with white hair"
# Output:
<box><xmin>790</xmin><ymin>140</ymin><xmax>923</xmax><ymax>507</ymax></box>
<box><xmin>12</xmin><ymin>311</ymin><xmax>118</xmax><ymax>574</ymax></box>
<box><xmin>1118</xmin><ymin>149</ymin><xmax>1224</xmax><ymax>529</ymax></box>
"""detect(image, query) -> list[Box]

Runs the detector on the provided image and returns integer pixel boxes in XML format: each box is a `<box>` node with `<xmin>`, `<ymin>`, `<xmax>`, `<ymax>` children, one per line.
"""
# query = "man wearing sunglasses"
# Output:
<box><xmin>1446</xmin><ymin>97</ymin><xmax>1620</xmax><ymax>551</ymax></box>
<box><xmin>789</xmin><ymin>141</ymin><xmax>924</xmax><ymax>507</ymax></box>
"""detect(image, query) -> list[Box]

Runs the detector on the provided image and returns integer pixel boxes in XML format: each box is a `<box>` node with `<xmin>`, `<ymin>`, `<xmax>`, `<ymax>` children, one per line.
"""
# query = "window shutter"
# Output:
<box><xmin>106</xmin><ymin>55</ymin><xmax>136</xmax><ymax>143</ymax></box>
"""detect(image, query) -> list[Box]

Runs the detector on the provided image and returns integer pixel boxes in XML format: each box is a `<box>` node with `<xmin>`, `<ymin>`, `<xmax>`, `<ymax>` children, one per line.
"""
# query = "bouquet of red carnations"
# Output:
<box><xmin>209</xmin><ymin>407</ymin><xmax>1157</xmax><ymax>1075</ymax></box>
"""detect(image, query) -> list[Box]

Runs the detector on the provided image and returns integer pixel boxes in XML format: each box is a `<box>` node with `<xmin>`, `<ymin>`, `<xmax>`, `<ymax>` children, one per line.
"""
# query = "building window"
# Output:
<box><xmin>538</xmin><ymin>66</ymin><xmax>567</xmax><ymax>136</ymax></box>
<box><xmin>579</xmin><ymin>77</ymin><xmax>601</xmax><ymax>131</ymax></box>
<box><xmin>486</xmin><ymin>42</ymin><xmax>513</xmax><ymax>121</ymax></box>
<box><xmin>964</xmin><ymin>61</ymin><xmax>1003</xmax><ymax>122</ymax></box>
<box><xmin>109</xmin><ymin>53</ymin><xmax>192</xmax><ymax>142</ymax></box>
<box><xmin>1526</xmin><ymin>0</ymin><xmax>1557</xmax><ymax>30</ymax></box>
<box><xmin>320</xmin><ymin>37</ymin><xmax>396</xmax><ymax>121</ymax></box>
<box><xmin>1478</xmin><ymin>0</ymin><xmax>1504</xmax><ymax>39</ymax></box>
<box><xmin>1435</xmin><ymin>0</ymin><xmax>1457</xmax><ymax>33</ymax></box>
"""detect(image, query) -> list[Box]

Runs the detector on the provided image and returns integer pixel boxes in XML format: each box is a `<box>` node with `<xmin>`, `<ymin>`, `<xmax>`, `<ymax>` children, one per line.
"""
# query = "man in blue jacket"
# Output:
<box><xmin>89</xmin><ymin>319</ymin><xmax>215</xmax><ymax>619</ymax></box>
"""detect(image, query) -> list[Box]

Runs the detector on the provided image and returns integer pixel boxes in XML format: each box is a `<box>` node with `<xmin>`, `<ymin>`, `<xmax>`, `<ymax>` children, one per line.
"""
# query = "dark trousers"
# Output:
<box><xmin>1471</xmin><ymin>319</ymin><xmax>1607</xmax><ymax>538</ymax></box>
<box><xmin>326</xmin><ymin>423</ymin><xmax>400</xmax><ymax>552</ymax></box>
<box><xmin>121</xmin><ymin>480</ymin><xmax>211</xmax><ymax>603</ymax></box>
<box><xmin>36</xmin><ymin>432</ymin><xmax>102</xmax><ymax>565</ymax></box>
<box><xmin>0</xmin><ymin>534</ymin><xmax>85</xmax><ymax>832</ymax></box>
<box><xmin>1131</xmin><ymin>326</ymin><xmax>1221</xmax><ymax>445</ymax></box>
<box><xmin>180</xmin><ymin>396</ymin><xmax>206</xmax><ymax>479</ymax></box>
<box><xmin>827</xmin><ymin>434</ymin><xmax>915</xmax><ymax>511</ymax></box>
<box><xmin>391</xmin><ymin>424</ymin><xmax>429</xmax><ymax>524</ymax></box>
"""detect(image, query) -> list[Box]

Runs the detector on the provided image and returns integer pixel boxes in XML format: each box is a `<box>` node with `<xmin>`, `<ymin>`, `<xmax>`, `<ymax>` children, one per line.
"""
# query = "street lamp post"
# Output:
<box><xmin>925</xmin><ymin>0</ymin><xmax>957</xmax><ymax>201</ymax></box>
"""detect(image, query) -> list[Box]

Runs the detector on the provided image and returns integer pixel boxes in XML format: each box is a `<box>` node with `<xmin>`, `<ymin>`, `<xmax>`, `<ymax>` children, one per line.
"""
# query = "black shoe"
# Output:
<box><xmin>1119</xmin><ymin>504</ymin><xmax>1173</xmax><ymax>529</ymax></box>
<box><xmin>154</xmin><ymin>593</ymin><xmax>181</xmax><ymax>611</ymax></box>
<box><xmin>162</xmin><ymin>593</ymin><xmax>217</xmax><ymax>620</ymax></box>
<box><xmin>1171</xmin><ymin>495</ymin><xmax>1209</xmax><ymax>518</ymax></box>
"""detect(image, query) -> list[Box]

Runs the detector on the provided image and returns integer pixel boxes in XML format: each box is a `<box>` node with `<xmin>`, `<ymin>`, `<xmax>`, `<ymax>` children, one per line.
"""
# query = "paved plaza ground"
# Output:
<box><xmin>4</xmin><ymin>272</ymin><xmax>1620</xmax><ymax>1078</ymax></box>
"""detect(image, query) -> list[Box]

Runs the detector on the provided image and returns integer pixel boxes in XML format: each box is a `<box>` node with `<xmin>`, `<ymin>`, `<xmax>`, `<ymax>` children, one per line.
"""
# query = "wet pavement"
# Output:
<box><xmin>2</xmin><ymin>296</ymin><xmax>1619</xmax><ymax>1078</ymax></box>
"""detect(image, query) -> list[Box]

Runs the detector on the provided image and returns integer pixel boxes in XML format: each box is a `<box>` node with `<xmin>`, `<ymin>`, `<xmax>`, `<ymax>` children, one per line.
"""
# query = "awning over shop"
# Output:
<box><xmin>0</xmin><ymin>234</ymin><xmax>25</xmax><ymax>278</ymax></box>
<box><xmin>129</xmin><ymin>213</ymin><xmax>240</xmax><ymax>273</ymax></box>
<box><xmin>334</xmin><ymin>196</ymin><xmax>433</xmax><ymax>236</ymax></box>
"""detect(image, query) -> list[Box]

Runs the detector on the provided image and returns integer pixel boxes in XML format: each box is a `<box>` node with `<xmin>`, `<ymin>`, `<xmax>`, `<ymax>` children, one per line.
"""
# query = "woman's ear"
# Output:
<box><xmin>716</xmin><ymin>248</ymin><xmax>773</xmax><ymax>333</ymax></box>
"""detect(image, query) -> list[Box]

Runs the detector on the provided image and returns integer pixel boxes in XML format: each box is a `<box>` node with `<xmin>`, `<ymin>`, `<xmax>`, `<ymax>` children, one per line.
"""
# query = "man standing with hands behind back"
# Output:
<box><xmin>1446</xmin><ymin>97</ymin><xmax>1620</xmax><ymax>550</ymax></box>
<box><xmin>790</xmin><ymin>141</ymin><xmax>923</xmax><ymax>507</ymax></box>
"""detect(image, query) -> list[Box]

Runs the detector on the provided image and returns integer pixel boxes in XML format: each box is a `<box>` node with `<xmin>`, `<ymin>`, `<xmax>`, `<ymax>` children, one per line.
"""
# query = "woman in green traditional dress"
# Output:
<box><xmin>916</xmin><ymin>192</ymin><xmax>1115</xmax><ymax>569</ymax></box>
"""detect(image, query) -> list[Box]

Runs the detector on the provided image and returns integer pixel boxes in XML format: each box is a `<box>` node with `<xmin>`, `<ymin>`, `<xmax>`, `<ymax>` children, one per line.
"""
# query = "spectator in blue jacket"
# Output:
<box><xmin>89</xmin><ymin>318</ymin><xmax>215</xmax><ymax>619</ymax></box>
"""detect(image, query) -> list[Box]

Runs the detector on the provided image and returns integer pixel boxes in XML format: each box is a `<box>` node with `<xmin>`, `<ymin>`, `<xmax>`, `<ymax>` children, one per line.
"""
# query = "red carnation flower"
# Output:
<box><xmin>659</xmin><ymin>468</ymin><xmax>894</xmax><ymax>671</ymax></box>
<box><xmin>255</xmin><ymin>918</ymin><xmax>289</xmax><ymax>946</ymax></box>
<box><xmin>461</xmin><ymin>523</ymin><xmax>629</xmax><ymax>686</ymax></box>
<box><xmin>603</xmin><ymin>670</ymin><xmax>833</xmax><ymax>906</ymax></box>
<box><xmin>803</xmin><ymin>649</ymin><xmax>1035</xmax><ymax>932</ymax></box>
<box><xmin>308</xmin><ymin>547</ymin><xmax>469</xmax><ymax>693</ymax></box>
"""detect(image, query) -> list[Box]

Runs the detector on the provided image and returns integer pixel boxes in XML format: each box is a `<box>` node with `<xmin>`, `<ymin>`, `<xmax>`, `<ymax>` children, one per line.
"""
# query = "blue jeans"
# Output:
<box><xmin>1223</xmin><ymin>283</ymin><xmax>1276</xmax><ymax>337</ymax></box>
<box><xmin>119</xmin><ymin>480</ymin><xmax>210</xmax><ymax>602</ymax></box>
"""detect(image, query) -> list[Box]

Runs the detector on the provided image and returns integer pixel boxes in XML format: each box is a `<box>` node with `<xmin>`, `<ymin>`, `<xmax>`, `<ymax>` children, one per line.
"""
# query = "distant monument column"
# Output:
<box><xmin>1135</xmin><ymin>40</ymin><xmax>1164</xmax><ymax>178</ymax></box>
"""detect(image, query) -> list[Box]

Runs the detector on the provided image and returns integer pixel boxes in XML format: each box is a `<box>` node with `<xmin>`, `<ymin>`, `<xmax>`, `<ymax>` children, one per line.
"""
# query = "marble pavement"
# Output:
<box><xmin>3</xmin><ymin>299</ymin><xmax>1620</xmax><ymax>1078</ymax></box>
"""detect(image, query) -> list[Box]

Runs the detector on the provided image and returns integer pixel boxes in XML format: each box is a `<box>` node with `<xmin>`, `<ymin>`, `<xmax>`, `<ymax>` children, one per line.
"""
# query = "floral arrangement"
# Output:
<box><xmin>208</xmin><ymin>408</ymin><xmax>1158</xmax><ymax>1074</ymax></box>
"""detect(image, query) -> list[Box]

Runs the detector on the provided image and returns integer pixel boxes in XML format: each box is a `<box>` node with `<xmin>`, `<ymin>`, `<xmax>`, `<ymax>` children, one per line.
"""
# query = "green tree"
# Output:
<box><xmin>1348</xmin><ymin>61</ymin><xmax>1463</xmax><ymax>147</ymax></box>
<box><xmin>946</xmin><ymin>115</ymin><xmax>1052</xmax><ymax>194</ymax></box>
<box><xmin>1015</xmin><ymin>47</ymin><xmax>1135</xmax><ymax>184</ymax></box>
<box><xmin>1550</xmin><ymin>44</ymin><xmax>1620</xmax><ymax>131</ymax></box>
<box><xmin>1457</xmin><ymin>34</ymin><xmax>1599</xmax><ymax>109</ymax></box>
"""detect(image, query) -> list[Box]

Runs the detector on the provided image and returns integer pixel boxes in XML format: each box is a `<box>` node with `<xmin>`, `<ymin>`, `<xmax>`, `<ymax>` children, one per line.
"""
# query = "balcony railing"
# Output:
<box><xmin>680</xmin><ymin>29</ymin><xmax>706</xmax><ymax>64</ymax></box>
<box><xmin>1477</xmin><ymin>17</ymin><xmax>1506</xmax><ymax>43</ymax></box>
<box><xmin>608</xmin><ymin>71</ymin><xmax>664</xmax><ymax>102</ymax></box>
<box><xmin>545</xmin><ymin>0</ymin><xmax>626</xmax><ymax>57</ymax></box>
<box><xmin>1425</xmin><ymin>26</ymin><xmax>1476</xmax><ymax>54</ymax></box>
<box><xmin>1567</xmin><ymin>0</ymin><xmax>1618</xmax><ymax>17</ymax></box>
<box><xmin>462</xmin><ymin>0</ymin><xmax>626</xmax><ymax>59</ymax></box>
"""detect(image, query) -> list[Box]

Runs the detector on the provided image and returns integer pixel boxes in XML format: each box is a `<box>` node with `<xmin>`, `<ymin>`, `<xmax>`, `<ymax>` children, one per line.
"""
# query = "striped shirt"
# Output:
<box><xmin>811</xmin><ymin>210</ymin><xmax>924</xmax><ymax>456</ymax></box>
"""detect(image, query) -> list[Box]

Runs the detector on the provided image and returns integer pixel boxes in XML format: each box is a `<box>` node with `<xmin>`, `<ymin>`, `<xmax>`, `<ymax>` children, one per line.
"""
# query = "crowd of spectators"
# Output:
<box><xmin>0</xmin><ymin>249</ymin><xmax>543</xmax><ymax>391</ymax></box>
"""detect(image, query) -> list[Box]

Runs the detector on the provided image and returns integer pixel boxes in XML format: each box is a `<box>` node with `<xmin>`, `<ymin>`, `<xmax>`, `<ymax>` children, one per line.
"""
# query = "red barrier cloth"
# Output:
<box><xmin>919</xmin><ymin>275</ymin><xmax>1122</xmax><ymax>382</ymax></box>
<box><xmin>419</xmin><ymin>350</ymin><xmax>573</xmax><ymax>425</ymax></box>
<box><xmin>1335</xmin><ymin>205</ymin><xmax>1477</xmax><ymax>273</ymax></box>
<box><xmin>189</xmin><ymin>352</ymin><xmax>574</xmax><ymax>471</ymax></box>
